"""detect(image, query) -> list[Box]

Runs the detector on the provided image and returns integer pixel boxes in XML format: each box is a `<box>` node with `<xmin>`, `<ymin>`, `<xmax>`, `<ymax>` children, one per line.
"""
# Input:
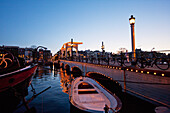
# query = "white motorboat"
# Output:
<box><xmin>68</xmin><ymin>77</ymin><xmax>122</xmax><ymax>113</ymax></box>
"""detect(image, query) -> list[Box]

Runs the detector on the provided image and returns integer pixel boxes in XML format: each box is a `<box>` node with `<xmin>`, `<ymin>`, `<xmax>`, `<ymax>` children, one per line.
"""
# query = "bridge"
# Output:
<box><xmin>60</xmin><ymin>40</ymin><xmax>83</xmax><ymax>58</ymax></box>
<box><xmin>56</xmin><ymin>60</ymin><xmax>170</xmax><ymax>108</ymax></box>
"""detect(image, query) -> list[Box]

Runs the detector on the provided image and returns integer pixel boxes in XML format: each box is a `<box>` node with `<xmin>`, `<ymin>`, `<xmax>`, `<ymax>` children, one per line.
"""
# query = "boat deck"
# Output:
<box><xmin>72</xmin><ymin>79</ymin><xmax>115</xmax><ymax>111</ymax></box>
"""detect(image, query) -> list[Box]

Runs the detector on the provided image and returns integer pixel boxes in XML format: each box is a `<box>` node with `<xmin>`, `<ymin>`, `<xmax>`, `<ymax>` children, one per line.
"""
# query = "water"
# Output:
<box><xmin>0</xmin><ymin>66</ymin><xmax>157</xmax><ymax>113</ymax></box>
<box><xmin>14</xmin><ymin>66</ymin><xmax>71</xmax><ymax>113</ymax></box>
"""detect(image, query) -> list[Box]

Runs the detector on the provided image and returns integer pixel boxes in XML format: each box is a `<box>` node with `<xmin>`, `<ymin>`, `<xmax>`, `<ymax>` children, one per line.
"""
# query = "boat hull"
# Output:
<box><xmin>69</xmin><ymin>77</ymin><xmax>122</xmax><ymax>113</ymax></box>
<box><xmin>0</xmin><ymin>64</ymin><xmax>38</xmax><ymax>93</ymax></box>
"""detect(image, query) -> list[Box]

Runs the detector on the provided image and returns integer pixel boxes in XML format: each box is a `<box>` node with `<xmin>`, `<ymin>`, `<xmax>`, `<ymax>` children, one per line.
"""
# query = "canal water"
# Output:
<box><xmin>0</xmin><ymin>66</ymin><xmax>157</xmax><ymax>113</ymax></box>
<box><xmin>14</xmin><ymin>66</ymin><xmax>72</xmax><ymax>113</ymax></box>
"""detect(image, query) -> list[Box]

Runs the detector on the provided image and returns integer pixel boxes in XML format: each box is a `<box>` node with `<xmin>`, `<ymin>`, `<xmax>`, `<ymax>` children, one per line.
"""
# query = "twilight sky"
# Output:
<box><xmin>0</xmin><ymin>0</ymin><xmax>170</xmax><ymax>54</ymax></box>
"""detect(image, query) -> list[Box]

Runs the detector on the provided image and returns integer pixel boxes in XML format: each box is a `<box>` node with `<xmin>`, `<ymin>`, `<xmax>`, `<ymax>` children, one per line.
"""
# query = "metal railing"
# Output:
<box><xmin>59</xmin><ymin>51</ymin><xmax>170</xmax><ymax>70</ymax></box>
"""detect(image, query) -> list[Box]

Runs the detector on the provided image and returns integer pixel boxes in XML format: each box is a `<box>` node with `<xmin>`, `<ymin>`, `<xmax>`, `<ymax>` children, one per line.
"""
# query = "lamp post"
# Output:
<box><xmin>101</xmin><ymin>41</ymin><xmax>105</xmax><ymax>63</ymax></box>
<box><xmin>129</xmin><ymin>15</ymin><xmax>136</xmax><ymax>61</ymax></box>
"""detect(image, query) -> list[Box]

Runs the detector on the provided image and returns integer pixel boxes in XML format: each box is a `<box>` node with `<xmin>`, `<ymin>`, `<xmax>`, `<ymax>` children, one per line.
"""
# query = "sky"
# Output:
<box><xmin>0</xmin><ymin>0</ymin><xmax>170</xmax><ymax>55</ymax></box>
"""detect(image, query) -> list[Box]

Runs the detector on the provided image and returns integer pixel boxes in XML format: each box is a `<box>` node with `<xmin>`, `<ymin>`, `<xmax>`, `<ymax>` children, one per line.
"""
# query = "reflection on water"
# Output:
<box><xmin>0</xmin><ymin>75</ymin><xmax>32</xmax><ymax>113</ymax></box>
<box><xmin>0</xmin><ymin>66</ymin><xmax>74</xmax><ymax>113</ymax></box>
<box><xmin>0</xmin><ymin>65</ymin><xmax>157</xmax><ymax>113</ymax></box>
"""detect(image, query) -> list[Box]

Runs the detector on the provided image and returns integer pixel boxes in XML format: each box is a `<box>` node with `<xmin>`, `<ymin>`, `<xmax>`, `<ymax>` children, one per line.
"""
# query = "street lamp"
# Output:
<box><xmin>129</xmin><ymin>15</ymin><xmax>135</xmax><ymax>25</ymax></box>
<box><xmin>101</xmin><ymin>41</ymin><xmax>105</xmax><ymax>62</ymax></box>
<box><xmin>129</xmin><ymin>15</ymin><xmax>136</xmax><ymax>60</ymax></box>
<box><xmin>151</xmin><ymin>47</ymin><xmax>155</xmax><ymax>52</ymax></box>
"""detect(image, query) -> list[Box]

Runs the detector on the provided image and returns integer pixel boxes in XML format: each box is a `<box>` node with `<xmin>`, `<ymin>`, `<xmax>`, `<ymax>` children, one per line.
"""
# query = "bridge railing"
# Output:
<box><xmin>59</xmin><ymin>51</ymin><xmax>170</xmax><ymax>71</ymax></box>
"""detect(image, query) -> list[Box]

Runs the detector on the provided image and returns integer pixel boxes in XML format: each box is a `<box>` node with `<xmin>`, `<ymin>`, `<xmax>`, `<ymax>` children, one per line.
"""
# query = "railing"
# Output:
<box><xmin>59</xmin><ymin>51</ymin><xmax>170</xmax><ymax>71</ymax></box>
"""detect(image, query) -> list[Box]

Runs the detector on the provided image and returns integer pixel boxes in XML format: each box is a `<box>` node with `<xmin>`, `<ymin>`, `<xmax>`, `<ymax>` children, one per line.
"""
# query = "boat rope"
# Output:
<box><xmin>30</xmin><ymin>83</ymin><xmax>36</xmax><ymax>95</ymax></box>
<box><xmin>16</xmin><ymin>86</ymin><xmax>51</xmax><ymax>110</ymax></box>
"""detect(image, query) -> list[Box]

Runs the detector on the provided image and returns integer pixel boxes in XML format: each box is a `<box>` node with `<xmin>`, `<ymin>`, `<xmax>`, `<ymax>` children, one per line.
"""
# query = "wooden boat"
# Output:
<box><xmin>68</xmin><ymin>77</ymin><xmax>122</xmax><ymax>113</ymax></box>
<box><xmin>0</xmin><ymin>50</ymin><xmax>38</xmax><ymax>93</ymax></box>
<box><xmin>0</xmin><ymin>64</ymin><xmax>37</xmax><ymax>92</ymax></box>
<box><xmin>0</xmin><ymin>66</ymin><xmax>37</xmax><ymax>113</ymax></box>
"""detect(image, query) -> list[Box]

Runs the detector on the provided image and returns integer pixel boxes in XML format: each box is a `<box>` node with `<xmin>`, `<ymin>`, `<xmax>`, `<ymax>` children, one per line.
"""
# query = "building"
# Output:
<box><xmin>43</xmin><ymin>50</ymin><xmax>52</xmax><ymax>62</ymax></box>
<box><xmin>18</xmin><ymin>48</ymin><xmax>25</xmax><ymax>58</ymax></box>
<box><xmin>0</xmin><ymin>46</ymin><xmax>19</xmax><ymax>57</ymax></box>
<box><xmin>37</xmin><ymin>49</ymin><xmax>52</xmax><ymax>63</ymax></box>
<box><xmin>25</xmin><ymin>48</ymin><xmax>33</xmax><ymax>60</ymax></box>
<box><xmin>0</xmin><ymin>45</ymin><xmax>52</xmax><ymax>64</ymax></box>
<box><xmin>38</xmin><ymin>49</ymin><xmax>44</xmax><ymax>62</ymax></box>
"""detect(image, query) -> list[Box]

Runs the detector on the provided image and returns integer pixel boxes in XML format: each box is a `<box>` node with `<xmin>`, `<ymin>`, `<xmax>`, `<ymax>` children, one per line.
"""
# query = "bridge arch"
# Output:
<box><xmin>60</xmin><ymin>63</ymin><xmax>64</xmax><ymax>70</ymax></box>
<box><xmin>71</xmin><ymin>66</ymin><xmax>82</xmax><ymax>77</ymax></box>
<box><xmin>65</xmin><ymin>64</ymin><xmax>71</xmax><ymax>73</ymax></box>
<box><xmin>86</xmin><ymin>72</ymin><xmax>122</xmax><ymax>95</ymax></box>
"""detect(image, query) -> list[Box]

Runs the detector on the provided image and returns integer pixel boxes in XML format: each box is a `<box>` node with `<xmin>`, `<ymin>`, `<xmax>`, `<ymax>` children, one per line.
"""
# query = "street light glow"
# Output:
<box><xmin>129</xmin><ymin>18</ymin><xmax>135</xmax><ymax>24</ymax></box>
<box><xmin>129</xmin><ymin>15</ymin><xmax>135</xmax><ymax>25</ymax></box>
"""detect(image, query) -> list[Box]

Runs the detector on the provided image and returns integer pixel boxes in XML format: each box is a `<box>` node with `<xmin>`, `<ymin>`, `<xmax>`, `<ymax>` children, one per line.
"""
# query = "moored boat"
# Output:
<box><xmin>68</xmin><ymin>77</ymin><xmax>122</xmax><ymax>113</ymax></box>
<box><xmin>0</xmin><ymin>64</ymin><xmax>37</xmax><ymax>92</ymax></box>
<box><xmin>0</xmin><ymin>49</ymin><xmax>38</xmax><ymax>93</ymax></box>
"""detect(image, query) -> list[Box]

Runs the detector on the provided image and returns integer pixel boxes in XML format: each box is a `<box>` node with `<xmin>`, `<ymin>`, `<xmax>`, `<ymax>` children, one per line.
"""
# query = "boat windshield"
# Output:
<box><xmin>78</xmin><ymin>82</ymin><xmax>94</xmax><ymax>89</ymax></box>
